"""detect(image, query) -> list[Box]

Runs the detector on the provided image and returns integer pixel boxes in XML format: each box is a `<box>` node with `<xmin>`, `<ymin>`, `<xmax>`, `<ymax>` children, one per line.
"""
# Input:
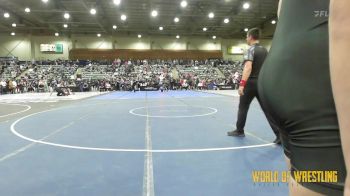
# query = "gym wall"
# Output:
<box><xmin>0</xmin><ymin>34</ymin><xmax>271</xmax><ymax>61</ymax></box>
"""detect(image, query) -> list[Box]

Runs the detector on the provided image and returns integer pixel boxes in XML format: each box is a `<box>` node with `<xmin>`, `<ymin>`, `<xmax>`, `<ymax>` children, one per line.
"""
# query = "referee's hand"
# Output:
<box><xmin>238</xmin><ymin>86</ymin><xmax>244</xmax><ymax>96</ymax></box>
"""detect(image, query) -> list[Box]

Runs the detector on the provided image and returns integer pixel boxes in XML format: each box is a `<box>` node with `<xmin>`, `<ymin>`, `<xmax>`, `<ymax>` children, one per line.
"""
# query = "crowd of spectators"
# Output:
<box><xmin>176</xmin><ymin>59</ymin><xmax>243</xmax><ymax>90</ymax></box>
<box><xmin>0</xmin><ymin>58</ymin><xmax>242</xmax><ymax>95</ymax></box>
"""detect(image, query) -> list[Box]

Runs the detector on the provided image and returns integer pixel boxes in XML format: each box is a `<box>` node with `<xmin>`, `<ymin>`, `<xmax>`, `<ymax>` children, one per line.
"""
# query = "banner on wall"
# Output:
<box><xmin>40</xmin><ymin>44</ymin><xmax>63</xmax><ymax>53</ymax></box>
<box><xmin>227</xmin><ymin>46</ymin><xmax>244</xmax><ymax>54</ymax></box>
<box><xmin>217</xmin><ymin>85</ymin><xmax>235</xmax><ymax>90</ymax></box>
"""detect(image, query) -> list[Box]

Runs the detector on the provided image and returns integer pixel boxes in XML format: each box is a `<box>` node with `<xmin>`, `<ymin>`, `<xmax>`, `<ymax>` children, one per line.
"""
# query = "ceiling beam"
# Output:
<box><xmin>79</xmin><ymin>0</ymin><xmax>107</xmax><ymax>33</ymax></box>
<box><xmin>0</xmin><ymin>0</ymin><xmax>59</xmax><ymax>33</ymax></box>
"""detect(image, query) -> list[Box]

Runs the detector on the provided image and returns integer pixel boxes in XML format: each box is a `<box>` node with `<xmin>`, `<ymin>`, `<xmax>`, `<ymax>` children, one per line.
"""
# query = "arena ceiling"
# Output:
<box><xmin>0</xmin><ymin>0</ymin><xmax>278</xmax><ymax>38</ymax></box>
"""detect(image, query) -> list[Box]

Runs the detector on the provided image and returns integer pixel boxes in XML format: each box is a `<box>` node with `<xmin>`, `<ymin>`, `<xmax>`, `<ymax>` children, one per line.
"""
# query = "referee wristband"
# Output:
<box><xmin>239</xmin><ymin>80</ymin><xmax>247</xmax><ymax>87</ymax></box>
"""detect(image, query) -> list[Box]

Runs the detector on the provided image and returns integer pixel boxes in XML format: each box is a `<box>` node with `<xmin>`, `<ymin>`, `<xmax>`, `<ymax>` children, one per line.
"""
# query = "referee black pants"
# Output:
<box><xmin>236</xmin><ymin>78</ymin><xmax>280</xmax><ymax>137</ymax></box>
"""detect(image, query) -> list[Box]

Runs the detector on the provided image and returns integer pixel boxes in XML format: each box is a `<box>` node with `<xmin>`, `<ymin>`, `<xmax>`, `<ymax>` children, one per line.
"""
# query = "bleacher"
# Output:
<box><xmin>81</xmin><ymin>65</ymin><xmax>114</xmax><ymax>80</ymax></box>
<box><xmin>176</xmin><ymin>64</ymin><xmax>223</xmax><ymax>80</ymax></box>
<box><xmin>26</xmin><ymin>64</ymin><xmax>78</xmax><ymax>81</ymax></box>
<box><xmin>218</xmin><ymin>62</ymin><xmax>243</xmax><ymax>77</ymax></box>
<box><xmin>1</xmin><ymin>59</ymin><xmax>243</xmax><ymax>94</ymax></box>
<box><xmin>0</xmin><ymin>62</ymin><xmax>29</xmax><ymax>80</ymax></box>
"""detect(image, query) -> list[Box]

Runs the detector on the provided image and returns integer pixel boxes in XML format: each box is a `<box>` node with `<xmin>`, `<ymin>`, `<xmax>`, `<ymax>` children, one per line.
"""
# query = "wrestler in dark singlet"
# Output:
<box><xmin>258</xmin><ymin>0</ymin><xmax>346</xmax><ymax>195</ymax></box>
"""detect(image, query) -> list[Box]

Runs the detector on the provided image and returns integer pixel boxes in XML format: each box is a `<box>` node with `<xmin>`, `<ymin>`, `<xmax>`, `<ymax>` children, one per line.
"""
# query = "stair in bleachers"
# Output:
<box><xmin>214</xmin><ymin>67</ymin><xmax>225</xmax><ymax>78</ymax></box>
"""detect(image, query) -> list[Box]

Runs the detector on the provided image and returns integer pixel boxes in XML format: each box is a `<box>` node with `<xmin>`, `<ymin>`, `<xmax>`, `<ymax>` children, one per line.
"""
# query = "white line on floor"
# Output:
<box><xmin>143</xmin><ymin>92</ymin><xmax>155</xmax><ymax>196</ymax></box>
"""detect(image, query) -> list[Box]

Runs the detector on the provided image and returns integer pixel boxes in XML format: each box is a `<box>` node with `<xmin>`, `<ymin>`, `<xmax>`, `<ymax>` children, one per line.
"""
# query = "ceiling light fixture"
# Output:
<box><xmin>180</xmin><ymin>1</ymin><xmax>188</xmax><ymax>8</ymax></box>
<box><xmin>64</xmin><ymin>13</ymin><xmax>70</xmax><ymax>19</ymax></box>
<box><xmin>121</xmin><ymin>14</ymin><xmax>127</xmax><ymax>21</ymax></box>
<box><xmin>4</xmin><ymin>13</ymin><xmax>10</xmax><ymax>18</ymax></box>
<box><xmin>243</xmin><ymin>2</ymin><xmax>250</xmax><ymax>9</ymax></box>
<box><xmin>90</xmin><ymin>8</ymin><xmax>96</xmax><ymax>15</ymax></box>
<box><xmin>151</xmin><ymin>10</ymin><xmax>158</xmax><ymax>17</ymax></box>
<box><xmin>113</xmin><ymin>0</ymin><xmax>121</xmax><ymax>6</ymax></box>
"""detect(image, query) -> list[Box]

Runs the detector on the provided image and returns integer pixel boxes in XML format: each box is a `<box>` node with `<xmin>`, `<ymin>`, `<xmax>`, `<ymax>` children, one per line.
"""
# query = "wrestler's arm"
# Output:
<box><xmin>241</xmin><ymin>61</ymin><xmax>253</xmax><ymax>82</ymax></box>
<box><xmin>278</xmin><ymin>0</ymin><xmax>282</xmax><ymax>17</ymax></box>
<box><xmin>329</xmin><ymin>0</ymin><xmax>350</xmax><ymax>195</ymax></box>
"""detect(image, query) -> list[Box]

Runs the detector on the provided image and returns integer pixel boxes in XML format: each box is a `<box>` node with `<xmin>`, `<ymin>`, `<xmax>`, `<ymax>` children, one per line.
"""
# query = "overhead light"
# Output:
<box><xmin>64</xmin><ymin>13</ymin><xmax>70</xmax><ymax>19</ymax></box>
<box><xmin>113</xmin><ymin>0</ymin><xmax>121</xmax><ymax>5</ymax></box>
<box><xmin>208</xmin><ymin>12</ymin><xmax>214</xmax><ymax>19</ymax></box>
<box><xmin>159</xmin><ymin>26</ymin><xmax>163</xmax><ymax>31</ymax></box>
<box><xmin>271</xmin><ymin>20</ymin><xmax>276</xmax><ymax>24</ymax></box>
<box><xmin>224</xmin><ymin>18</ymin><xmax>230</xmax><ymax>23</ymax></box>
<box><xmin>174</xmin><ymin>17</ymin><xmax>179</xmax><ymax>23</ymax></box>
<box><xmin>176</xmin><ymin>35</ymin><xmax>180</xmax><ymax>39</ymax></box>
<box><xmin>138</xmin><ymin>34</ymin><xmax>142</xmax><ymax>38</ymax></box>
<box><xmin>121</xmin><ymin>14</ymin><xmax>127</xmax><ymax>21</ymax></box>
<box><xmin>97</xmin><ymin>33</ymin><xmax>101</xmax><ymax>37</ymax></box>
<box><xmin>151</xmin><ymin>10</ymin><xmax>158</xmax><ymax>17</ymax></box>
<box><xmin>243</xmin><ymin>2</ymin><xmax>250</xmax><ymax>9</ymax></box>
<box><xmin>55</xmin><ymin>32</ymin><xmax>59</xmax><ymax>36</ymax></box>
<box><xmin>90</xmin><ymin>8</ymin><xmax>96</xmax><ymax>15</ymax></box>
<box><xmin>212</xmin><ymin>35</ymin><xmax>216</xmax><ymax>39</ymax></box>
<box><xmin>12</xmin><ymin>23</ymin><xmax>16</xmax><ymax>27</ymax></box>
<box><xmin>180</xmin><ymin>0</ymin><xmax>188</xmax><ymax>8</ymax></box>
<box><xmin>11</xmin><ymin>32</ymin><xmax>15</xmax><ymax>36</ymax></box>
<box><xmin>244</xmin><ymin>28</ymin><xmax>249</xmax><ymax>32</ymax></box>
<box><xmin>42</xmin><ymin>0</ymin><xmax>49</xmax><ymax>3</ymax></box>
<box><xmin>113</xmin><ymin>25</ymin><xmax>117</xmax><ymax>29</ymax></box>
<box><xmin>203</xmin><ymin>27</ymin><xmax>207</xmax><ymax>32</ymax></box>
<box><xmin>25</xmin><ymin>8</ymin><xmax>31</xmax><ymax>13</ymax></box>
<box><xmin>63</xmin><ymin>24</ymin><xmax>68</xmax><ymax>28</ymax></box>
<box><xmin>4</xmin><ymin>13</ymin><xmax>10</xmax><ymax>18</ymax></box>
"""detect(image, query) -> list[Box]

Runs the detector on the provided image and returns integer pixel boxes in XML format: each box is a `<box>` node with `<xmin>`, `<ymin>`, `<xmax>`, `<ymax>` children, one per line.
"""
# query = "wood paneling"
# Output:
<box><xmin>69</xmin><ymin>49</ymin><xmax>223</xmax><ymax>60</ymax></box>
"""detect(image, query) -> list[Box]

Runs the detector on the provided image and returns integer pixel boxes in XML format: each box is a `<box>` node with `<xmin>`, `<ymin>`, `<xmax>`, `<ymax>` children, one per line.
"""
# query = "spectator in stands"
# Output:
<box><xmin>37</xmin><ymin>79</ymin><xmax>45</xmax><ymax>92</ymax></box>
<box><xmin>233</xmin><ymin>71</ymin><xmax>241</xmax><ymax>90</ymax></box>
<box><xmin>0</xmin><ymin>58</ymin><xmax>244</xmax><ymax>94</ymax></box>
<box><xmin>0</xmin><ymin>79</ymin><xmax>6</xmax><ymax>95</ymax></box>
<box><xmin>105</xmin><ymin>81</ymin><xmax>112</xmax><ymax>91</ymax></box>
<box><xmin>7</xmin><ymin>79</ymin><xmax>14</xmax><ymax>94</ymax></box>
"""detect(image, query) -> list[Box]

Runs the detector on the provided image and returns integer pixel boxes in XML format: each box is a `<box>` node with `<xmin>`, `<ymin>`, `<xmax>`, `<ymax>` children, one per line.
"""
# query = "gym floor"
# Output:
<box><xmin>0</xmin><ymin>91</ymin><xmax>288</xmax><ymax>196</ymax></box>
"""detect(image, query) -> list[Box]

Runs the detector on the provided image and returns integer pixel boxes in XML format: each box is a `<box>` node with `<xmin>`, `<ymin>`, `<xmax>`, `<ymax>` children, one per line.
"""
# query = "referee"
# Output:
<box><xmin>227</xmin><ymin>28</ymin><xmax>280</xmax><ymax>144</ymax></box>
